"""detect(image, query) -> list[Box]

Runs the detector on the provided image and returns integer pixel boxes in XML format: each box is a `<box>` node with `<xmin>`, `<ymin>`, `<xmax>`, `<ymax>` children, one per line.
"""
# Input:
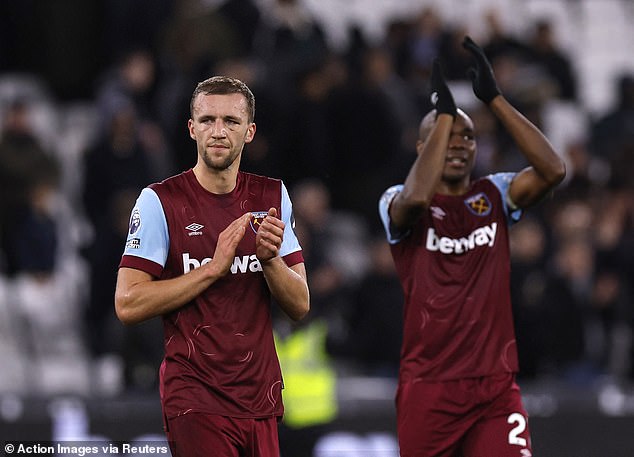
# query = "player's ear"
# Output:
<box><xmin>188</xmin><ymin>119</ymin><xmax>196</xmax><ymax>140</ymax></box>
<box><xmin>245</xmin><ymin>122</ymin><xmax>256</xmax><ymax>143</ymax></box>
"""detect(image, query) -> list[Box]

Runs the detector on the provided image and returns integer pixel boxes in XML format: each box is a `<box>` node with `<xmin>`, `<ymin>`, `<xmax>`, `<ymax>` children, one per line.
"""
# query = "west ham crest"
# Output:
<box><xmin>464</xmin><ymin>192</ymin><xmax>492</xmax><ymax>216</ymax></box>
<box><xmin>250</xmin><ymin>211</ymin><xmax>269</xmax><ymax>233</ymax></box>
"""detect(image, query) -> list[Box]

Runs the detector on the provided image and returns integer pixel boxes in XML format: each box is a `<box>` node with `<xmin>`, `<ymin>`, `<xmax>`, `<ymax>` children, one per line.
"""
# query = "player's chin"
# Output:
<box><xmin>204</xmin><ymin>155</ymin><xmax>232</xmax><ymax>171</ymax></box>
<box><xmin>442</xmin><ymin>169</ymin><xmax>468</xmax><ymax>182</ymax></box>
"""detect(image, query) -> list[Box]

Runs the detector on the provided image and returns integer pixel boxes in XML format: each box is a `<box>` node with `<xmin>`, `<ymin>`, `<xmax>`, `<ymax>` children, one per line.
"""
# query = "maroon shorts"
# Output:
<box><xmin>165</xmin><ymin>412</ymin><xmax>280</xmax><ymax>457</ymax></box>
<box><xmin>396</xmin><ymin>373</ymin><xmax>531</xmax><ymax>457</ymax></box>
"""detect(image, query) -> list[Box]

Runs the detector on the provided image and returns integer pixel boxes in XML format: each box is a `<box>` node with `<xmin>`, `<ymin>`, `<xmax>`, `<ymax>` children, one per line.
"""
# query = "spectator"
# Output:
<box><xmin>362</xmin><ymin>45</ymin><xmax>422</xmax><ymax>161</ymax></box>
<box><xmin>281</xmin><ymin>60</ymin><xmax>338</xmax><ymax>187</ymax></box>
<box><xmin>525</xmin><ymin>19</ymin><xmax>578</xmax><ymax>102</ymax></box>
<box><xmin>81</xmin><ymin>103</ymin><xmax>171</xmax><ymax>391</ymax></box>
<box><xmin>253</xmin><ymin>0</ymin><xmax>329</xmax><ymax>98</ymax></box>
<box><xmin>82</xmin><ymin>104</ymin><xmax>170</xmax><ymax>231</ymax></box>
<box><xmin>327</xmin><ymin>44</ymin><xmax>404</xmax><ymax>225</ymax></box>
<box><xmin>0</xmin><ymin>99</ymin><xmax>60</xmax><ymax>277</ymax></box>
<box><xmin>338</xmin><ymin>234</ymin><xmax>403</xmax><ymax>377</ymax></box>
<box><xmin>481</xmin><ymin>8</ymin><xmax>528</xmax><ymax>63</ymax></box>
<box><xmin>542</xmin><ymin>238</ymin><xmax>594</xmax><ymax>381</ymax></box>
<box><xmin>405</xmin><ymin>6</ymin><xmax>445</xmax><ymax>83</ymax></box>
<box><xmin>0</xmin><ymin>97</ymin><xmax>89</xmax><ymax>394</ymax></box>
<box><xmin>590</xmin><ymin>73</ymin><xmax>634</xmax><ymax>188</ymax></box>
<box><xmin>510</xmin><ymin>216</ymin><xmax>549</xmax><ymax>379</ymax></box>
<box><xmin>290</xmin><ymin>178</ymin><xmax>367</xmax><ymax>308</ymax></box>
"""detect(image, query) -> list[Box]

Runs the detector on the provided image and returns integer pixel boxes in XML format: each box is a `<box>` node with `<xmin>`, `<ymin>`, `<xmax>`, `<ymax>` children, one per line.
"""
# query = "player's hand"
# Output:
<box><xmin>430</xmin><ymin>58</ymin><xmax>457</xmax><ymax>117</ymax></box>
<box><xmin>210</xmin><ymin>213</ymin><xmax>251</xmax><ymax>276</ymax></box>
<box><xmin>462</xmin><ymin>36</ymin><xmax>501</xmax><ymax>104</ymax></box>
<box><xmin>256</xmin><ymin>207</ymin><xmax>284</xmax><ymax>263</ymax></box>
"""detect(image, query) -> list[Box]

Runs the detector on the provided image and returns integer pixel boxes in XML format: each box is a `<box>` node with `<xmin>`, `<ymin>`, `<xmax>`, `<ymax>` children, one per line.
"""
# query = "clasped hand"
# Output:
<box><xmin>255</xmin><ymin>208</ymin><xmax>284</xmax><ymax>263</ymax></box>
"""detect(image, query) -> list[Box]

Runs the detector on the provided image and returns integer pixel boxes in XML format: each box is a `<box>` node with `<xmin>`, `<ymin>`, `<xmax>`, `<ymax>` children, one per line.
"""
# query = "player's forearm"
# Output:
<box><xmin>405</xmin><ymin>115</ymin><xmax>453</xmax><ymax>199</ymax></box>
<box><xmin>115</xmin><ymin>264</ymin><xmax>223</xmax><ymax>325</ymax></box>
<box><xmin>261</xmin><ymin>258</ymin><xmax>309</xmax><ymax>321</ymax></box>
<box><xmin>489</xmin><ymin>96</ymin><xmax>566</xmax><ymax>186</ymax></box>
<box><xmin>393</xmin><ymin>115</ymin><xmax>452</xmax><ymax>227</ymax></box>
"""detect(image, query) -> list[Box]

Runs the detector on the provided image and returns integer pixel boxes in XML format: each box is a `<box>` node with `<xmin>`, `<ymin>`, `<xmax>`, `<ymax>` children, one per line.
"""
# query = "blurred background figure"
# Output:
<box><xmin>510</xmin><ymin>216</ymin><xmax>549</xmax><ymax>380</ymax></box>
<box><xmin>332</xmin><ymin>233</ymin><xmax>403</xmax><ymax>378</ymax></box>
<box><xmin>289</xmin><ymin>178</ymin><xmax>368</xmax><ymax>323</ymax></box>
<box><xmin>0</xmin><ymin>96</ymin><xmax>89</xmax><ymax>395</ymax></box>
<box><xmin>525</xmin><ymin>19</ymin><xmax>578</xmax><ymax>102</ymax></box>
<box><xmin>0</xmin><ymin>99</ymin><xmax>60</xmax><ymax>278</ymax></box>
<box><xmin>590</xmin><ymin>72</ymin><xmax>634</xmax><ymax>188</ymax></box>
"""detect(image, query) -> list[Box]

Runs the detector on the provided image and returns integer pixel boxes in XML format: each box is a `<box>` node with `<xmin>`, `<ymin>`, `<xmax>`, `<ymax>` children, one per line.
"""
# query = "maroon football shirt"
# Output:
<box><xmin>120</xmin><ymin>170</ymin><xmax>303</xmax><ymax>419</ymax></box>
<box><xmin>380</xmin><ymin>175</ymin><xmax>520</xmax><ymax>382</ymax></box>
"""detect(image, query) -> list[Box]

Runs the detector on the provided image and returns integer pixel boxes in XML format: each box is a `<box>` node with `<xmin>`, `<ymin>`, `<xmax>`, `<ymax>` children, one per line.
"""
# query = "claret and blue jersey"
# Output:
<box><xmin>120</xmin><ymin>169</ymin><xmax>303</xmax><ymax>420</ymax></box>
<box><xmin>379</xmin><ymin>172</ymin><xmax>523</xmax><ymax>382</ymax></box>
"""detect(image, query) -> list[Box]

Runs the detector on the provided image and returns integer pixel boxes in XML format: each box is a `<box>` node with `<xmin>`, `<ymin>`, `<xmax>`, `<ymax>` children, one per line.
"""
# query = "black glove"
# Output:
<box><xmin>430</xmin><ymin>58</ymin><xmax>456</xmax><ymax>117</ymax></box>
<box><xmin>462</xmin><ymin>36</ymin><xmax>501</xmax><ymax>104</ymax></box>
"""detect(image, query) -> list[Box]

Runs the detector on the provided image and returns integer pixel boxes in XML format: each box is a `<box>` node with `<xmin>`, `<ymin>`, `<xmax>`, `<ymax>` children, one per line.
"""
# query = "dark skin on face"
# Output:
<box><xmin>418</xmin><ymin>110</ymin><xmax>477</xmax><ymax>196</ymax></box>
<box><xmin>390</xmin><ymin>96</ymin><xmax>566</xmax><ymax>233</ymax></box>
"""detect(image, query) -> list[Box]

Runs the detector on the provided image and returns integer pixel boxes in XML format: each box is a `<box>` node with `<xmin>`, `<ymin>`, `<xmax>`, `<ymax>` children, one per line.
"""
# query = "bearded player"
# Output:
<box><xmin>115</xmin><ymin>76</ymin><xmax>309</xmax><ymax>457</ymax></box>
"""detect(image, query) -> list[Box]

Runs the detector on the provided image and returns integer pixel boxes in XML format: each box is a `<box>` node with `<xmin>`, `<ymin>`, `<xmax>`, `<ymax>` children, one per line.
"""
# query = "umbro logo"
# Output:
<box><xmin>185</xmin><ymin>223</ymin><xmax>204</xmax><ymax>236</ymax></box>
<box><xmin>430</xmin><ymin>206</ymin><xmax>446</xmax><ymax>220</ymax></box>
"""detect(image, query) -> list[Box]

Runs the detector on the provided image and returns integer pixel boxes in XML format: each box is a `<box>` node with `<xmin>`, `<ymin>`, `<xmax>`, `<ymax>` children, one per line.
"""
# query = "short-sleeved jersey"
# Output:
<box><xmin>119</xmin><ymin>169</ymin><xmax>304</xmax><ymax>419</ymax></box>
<box><xmin>379</xmin><ymin>173</ymin><xmax>522</xmax><ymax>382</ymax></box>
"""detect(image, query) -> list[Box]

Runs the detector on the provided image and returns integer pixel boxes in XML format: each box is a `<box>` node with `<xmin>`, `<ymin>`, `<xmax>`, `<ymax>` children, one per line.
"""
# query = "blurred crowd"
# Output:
<box><xmin>0</xmin><ymin>0</ymin><xmax>633</xmax><ymax>397</ymax></box>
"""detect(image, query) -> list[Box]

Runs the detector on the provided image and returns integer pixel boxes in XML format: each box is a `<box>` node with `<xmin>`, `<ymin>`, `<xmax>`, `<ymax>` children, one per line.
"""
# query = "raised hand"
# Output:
<box><xmin>462</xmin><ymin>36</ymin><xmax>501</xmax><ymax>104</ymax></box>
<box><xmin>430</xmin><ymin>58</ymin><xmax>457</xmax><ymax>117</ymax></box>
<box><xmin>211</xmin><ymin>213</ymin><xmax>251</xmax><ymax>276</ymax></box>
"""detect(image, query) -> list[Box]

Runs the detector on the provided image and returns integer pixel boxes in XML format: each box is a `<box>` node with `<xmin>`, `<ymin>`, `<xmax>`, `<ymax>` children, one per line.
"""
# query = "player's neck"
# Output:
<box><xmin>193</xmin><ymin>163</ymin><xmax>239</xmax><ymax>195</ymax></box>
<box><xmin>437</xmin><ymin>177</ymin><xmax>471</xmax><ymax>196</ymax></box>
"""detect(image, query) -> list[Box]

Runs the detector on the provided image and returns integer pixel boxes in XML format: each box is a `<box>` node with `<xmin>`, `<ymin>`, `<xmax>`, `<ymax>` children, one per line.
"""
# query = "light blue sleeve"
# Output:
<box><xmin>123</xmin><ymin>187</ymin><xmax>169</xmax><ymax>267</ymax></box>
<box><xmin>279</xmin><ymin>181</ymin><xmax>302</xmax><ymax>257</ymax></box>
<box><xmin>379</xmin><ymin>184</ymin><xmax>409</xmax><ymax>245</ymax></box>
<box><xmin>486</xmin><ymin>172</ymin><xmax>523</xmax><ymax>225</ymax></box>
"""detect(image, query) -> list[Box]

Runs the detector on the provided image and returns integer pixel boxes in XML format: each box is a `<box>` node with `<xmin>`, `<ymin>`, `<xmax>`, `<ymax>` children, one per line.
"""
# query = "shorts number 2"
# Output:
<box><xmin>507</xmin><ymin>412</ymin><xmax>527</xmax><ymax>447</ymax></box>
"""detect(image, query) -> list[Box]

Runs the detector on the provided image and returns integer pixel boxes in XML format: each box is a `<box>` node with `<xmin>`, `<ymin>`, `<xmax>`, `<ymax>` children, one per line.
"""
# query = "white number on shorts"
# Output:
<box><xmin>507</xmin><ymin>412</ymin><xmax>527</xmax><ymax>447</ymax></box>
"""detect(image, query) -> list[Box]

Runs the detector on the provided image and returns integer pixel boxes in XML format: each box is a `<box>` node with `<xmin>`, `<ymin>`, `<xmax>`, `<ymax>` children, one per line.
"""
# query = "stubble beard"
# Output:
<box><xmin>201</xmin><ymin>147</ymin><xmax>240</xmax><ymax>171</ymax></box>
